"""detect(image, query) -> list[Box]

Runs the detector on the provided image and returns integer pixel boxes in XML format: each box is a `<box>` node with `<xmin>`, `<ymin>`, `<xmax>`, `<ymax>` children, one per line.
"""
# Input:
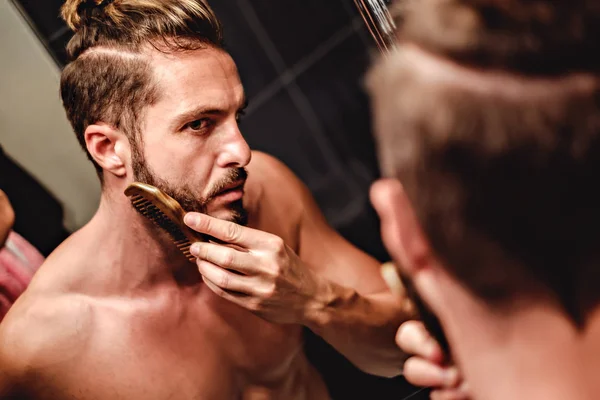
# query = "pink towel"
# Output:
<box><xmin>0</xmin><ymin>231</ymin><xmax>44</xmax><ymax>321</ymax></box>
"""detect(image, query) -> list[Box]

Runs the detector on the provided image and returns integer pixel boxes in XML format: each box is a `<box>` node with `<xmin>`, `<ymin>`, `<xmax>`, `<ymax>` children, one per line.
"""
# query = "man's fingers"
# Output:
<box><xmin>396</xmin><ymin>321</ymin><xmax>444</xmax><ymax>363</ymax></box>
<box><xmin>403</xmin><ymin>357</ymin><xmax>460</xmax><ymax>388</ymax></box>
<box><xmin>202</xmin><ymin>275</ymin><xmax>258</xmax><ymax>311</ymax></box>
<box><xmin>190</xmin><ymin>242</ymin><xmax>254</xmax><ymax>274</ymax></box>
<box><xmin>184</xmin><ymin>213</ymin><xmax>262</xmax><ymax>247</ymax></box>
<box><xmin>197</xmin><ymin>260</ymin><xmax>256</xmax><ymax>295</ymax></box>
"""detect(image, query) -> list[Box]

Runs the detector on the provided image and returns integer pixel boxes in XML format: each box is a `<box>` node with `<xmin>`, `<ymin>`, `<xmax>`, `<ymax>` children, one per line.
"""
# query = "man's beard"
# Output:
<box><xmin>130</xmin><ymin>141</ymin><xmax>248</xmax><ymax>226</ymax></box>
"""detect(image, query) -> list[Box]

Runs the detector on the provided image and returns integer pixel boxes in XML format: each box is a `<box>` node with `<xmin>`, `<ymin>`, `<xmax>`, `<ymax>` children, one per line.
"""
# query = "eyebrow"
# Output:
<box><xmin>171</xmin><ymin>95</ymin><xmax>248</xmax><ymax>130</ymax></box>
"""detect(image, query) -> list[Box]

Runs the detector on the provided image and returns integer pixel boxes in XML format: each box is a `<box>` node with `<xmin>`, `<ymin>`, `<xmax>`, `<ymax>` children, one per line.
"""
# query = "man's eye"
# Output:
<box><xmin>186</xmin><ymin>118</ymin><xmax>212</xmax><ymax>132</ymax></box>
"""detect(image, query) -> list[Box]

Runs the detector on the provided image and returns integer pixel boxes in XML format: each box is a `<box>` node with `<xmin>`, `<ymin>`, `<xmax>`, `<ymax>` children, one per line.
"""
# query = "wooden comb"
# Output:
<box><xmin>124</xmin><ymin>182</ymin><xmax>207</xmax><ymax>263</ymax></box>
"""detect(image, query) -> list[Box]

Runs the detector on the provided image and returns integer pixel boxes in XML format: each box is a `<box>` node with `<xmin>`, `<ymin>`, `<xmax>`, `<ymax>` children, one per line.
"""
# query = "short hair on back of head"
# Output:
<box><xmin>369</xmin><ymin>0</ymin><xmax>600</xmax><ymax>322</ymax></box>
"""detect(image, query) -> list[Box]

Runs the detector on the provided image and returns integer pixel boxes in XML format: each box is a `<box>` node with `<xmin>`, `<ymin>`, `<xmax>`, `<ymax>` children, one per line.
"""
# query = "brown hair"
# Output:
<box><xmin>369</xmin><ymin>0</ymin><xmax>600</xmax><ymax>321</ymax></box>
<box><xmin>59</xmin><ymin>0</ymin><xmax>223</xmax><ymax>177</ymax></box>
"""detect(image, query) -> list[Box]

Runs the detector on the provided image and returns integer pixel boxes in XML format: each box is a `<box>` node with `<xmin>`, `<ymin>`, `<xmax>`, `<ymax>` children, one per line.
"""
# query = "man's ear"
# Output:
<box><xmin>84</xmin><ymin>124</ymin><xmax>129</xmax><ymax>178</ymax></box>
<box><xmin>372</xmin><ymin>179</ymin><xmax>453</xmax><ymax>342</ymax></box>
<box><xmin>370</xmin><ymin>178</ymin><xmax>433</xmax><ymax>275</ymax></box>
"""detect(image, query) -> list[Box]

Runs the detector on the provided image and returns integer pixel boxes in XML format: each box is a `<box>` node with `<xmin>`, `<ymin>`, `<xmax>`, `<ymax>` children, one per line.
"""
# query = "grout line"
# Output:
<box><xmin>48</xmin><ymin>25</ymin><xmax>70</xmax><ymax>43</ymax></box>
<box><xmin>236</xmin><ymin>0</ymin><xmax>370</xmax><ymax>196</ymax></box>
<box><xmin>285</xmin><ymin>22</ymin><xmax>356</xmax><ymax>86</ymax></box>
<box><xmin>326</xmin><ymin>191</ymin><xmax>369</xmax><ymax>227</ymax></box>
<box><xmin>246</xmin><ymin>15</ymin><xmax>366</xmax><ymax>116</ymax></box>
<box><xmin>402</xmin><ymin>388</ymin><xmax>429</xmax><ymax>400</ymax></box>
<box><xmin>244</xmin><ymin>78</ymin><xmax>286</xmax><ymax>116</ymax></box>
<box><xmin>236</xmin><ymin>0</ymin><xmax>287</xmax><ymax>72</ymax></box>
<box><xmin>236</xmin><ymin>0</ymin><xmax>347</xmax><ymax>175</ymax></box>
<box><xmin>342</xmin><ymin>0</ymin><xmax>379</xmax><ymax>48</ymax></box>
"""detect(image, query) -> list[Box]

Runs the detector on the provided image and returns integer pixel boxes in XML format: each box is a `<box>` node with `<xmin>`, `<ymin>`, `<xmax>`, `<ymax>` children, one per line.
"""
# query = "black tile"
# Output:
<box><xmin>211</xmin><ymin>2</ymin><xmax>279</xmax><ymax>100</ymax></box>
<box><xmin>48</xmin><ymin>26</ymin><xmax>72</xmax><ymax>67</ymax></box>
<box><xmin>305</xmin><ymin>327</ymin><xmax>423</xmax><ymax>400</ymax></box>
<box><xmin>341</xmin><ymin>0</ymin><xmax>363</xmax><ymax>18</ymax></box>
<box><xmin>310</xmin><ymin>170</ymin><xmax>364</xmax><ymax>227</ymax></box>
<box><xmin>335</xmin><ymin>194</ymin><xmax>390</xmax><ymax>262</ymax></box>
<box><xmin>243</xmin><ymin>0</ymin><xmax>353</xmax><ymax>67</ymax></box>
<box><xmin>295</xmin><ymin>32</ymin><xmax>381</xmax><ymax>184</ymax></box>
<box><xmin>239</xmin><ymin>90</ymin><xmax>333</xmax><ymax>187</ymax></box>
<box><xmin>14</xmin><ymin>0</ymin><xmax>64</xmax><ymax>39</ymax></box>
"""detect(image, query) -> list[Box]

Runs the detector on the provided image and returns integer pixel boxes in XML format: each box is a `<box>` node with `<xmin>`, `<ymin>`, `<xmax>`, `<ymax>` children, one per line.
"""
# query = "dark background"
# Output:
<box><xmin>7</xmin><ymin>0</ymin><xmax>425</xmax><ymax>398</ymax></box>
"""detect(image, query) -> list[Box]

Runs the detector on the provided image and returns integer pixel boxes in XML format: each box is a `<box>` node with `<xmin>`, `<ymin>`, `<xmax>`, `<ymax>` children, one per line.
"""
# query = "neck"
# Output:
<box><xmin>78</xmin><ymin>184</ymin><xmax>201</xmax><ymax>293</ymax></box>
<box><xmin>434</xmin><ymin>277</ymin><xmax>600</xmax><ymax>400</ymax></box>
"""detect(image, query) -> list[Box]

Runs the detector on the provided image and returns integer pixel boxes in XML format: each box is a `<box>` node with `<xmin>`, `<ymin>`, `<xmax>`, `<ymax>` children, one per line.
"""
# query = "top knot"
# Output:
<box><xmin>61</xmin><ymin>0</ymin><xmax>118</xmax><ymax>31</ymax></box>
<box><xmin>79</xmin><ymin>0</ymin><xmax>115</xmax><ymax>10</ymax></box>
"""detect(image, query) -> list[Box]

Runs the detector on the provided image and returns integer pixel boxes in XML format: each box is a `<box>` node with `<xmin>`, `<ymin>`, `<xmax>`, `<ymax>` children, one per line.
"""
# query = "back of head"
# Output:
<box><xmin>59</xmin><ymin>0</ymin><xmax>223</xmax><ymax>177</ymax></box>
<box><xmin>397</xmin><ymin>0</ymin><xmax>600</xmax><ymax>75</ymax></box>
<box><xmin>369</xmin><ymin>0</ymin><xmax>600</xmax><ymax>321</ymax></box>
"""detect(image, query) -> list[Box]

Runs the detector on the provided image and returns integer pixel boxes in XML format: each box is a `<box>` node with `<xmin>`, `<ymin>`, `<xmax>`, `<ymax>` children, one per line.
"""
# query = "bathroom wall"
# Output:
<box><xmin>0</xmin><ymin>0</ymin><xmax>100</xmax><ymax>231</ymax></box>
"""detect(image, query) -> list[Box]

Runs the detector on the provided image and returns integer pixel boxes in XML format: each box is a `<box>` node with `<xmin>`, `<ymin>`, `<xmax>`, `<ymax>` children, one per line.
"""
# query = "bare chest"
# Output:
<box><xmin>30</xmin><ymin>292</ymin><xmax>310</xmax><ymax>400</ymax></box>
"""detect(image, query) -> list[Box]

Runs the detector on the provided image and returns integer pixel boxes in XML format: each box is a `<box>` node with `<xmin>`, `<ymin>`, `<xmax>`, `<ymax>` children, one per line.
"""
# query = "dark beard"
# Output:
<box><xmin>130</xmin><ymin>140</ymin><xmax>248</xmax><ymax>226</ymax></box>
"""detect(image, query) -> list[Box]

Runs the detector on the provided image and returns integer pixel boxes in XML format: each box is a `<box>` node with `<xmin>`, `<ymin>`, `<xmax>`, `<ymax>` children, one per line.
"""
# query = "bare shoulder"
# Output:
<box><xmin>245</xmin><ymin>151</ymin><xmax>314</xmax><ymax>245</ymax></box>
<box><xmin>246</xmin><ymin>151</ymin><xmax>312</xmax><ymax>205</ymax></box>
<box><xmin>0</xmin><ymin>291</ymin><xmax>95</xmax><ymax>384</ymax></box>
<box><xmin>247</xmin><ymin>151</ymin><xmax>300</xmax><ymax>183</ymax></box>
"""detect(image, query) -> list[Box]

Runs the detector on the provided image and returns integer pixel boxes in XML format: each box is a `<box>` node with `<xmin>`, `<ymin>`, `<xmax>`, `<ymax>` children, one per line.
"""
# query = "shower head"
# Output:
<box><xmin>353</xmin><ymin>0</ymin><xmax>397</xmax><ymax>54</ymax></box>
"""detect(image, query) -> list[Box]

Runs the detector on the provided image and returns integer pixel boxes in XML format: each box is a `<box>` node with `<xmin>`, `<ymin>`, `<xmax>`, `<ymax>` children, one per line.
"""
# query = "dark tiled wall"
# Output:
<box><xmin>11</xmin><ymin>0</ymin><xmax>426</xmax><ymax>398</ymax></box>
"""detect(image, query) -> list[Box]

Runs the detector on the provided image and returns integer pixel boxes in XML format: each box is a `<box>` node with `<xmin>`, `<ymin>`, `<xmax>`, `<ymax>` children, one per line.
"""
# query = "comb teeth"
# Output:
<box><xmin>129</xmin><ymin>194</ymin><xmax>196</xmax><ymax>262</ymax></box>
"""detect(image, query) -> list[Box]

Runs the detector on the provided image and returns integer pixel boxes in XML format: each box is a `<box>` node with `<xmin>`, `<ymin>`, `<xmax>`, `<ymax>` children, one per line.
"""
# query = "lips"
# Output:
<box><xmin>211</xmin><ymin>180</ymin><xmax>246</xmax><ymax>205</ymax></box>
<box><xmin>217</xmin><ymin>180</ymin><xmax>244</xmax><ymax>196</ymax></box>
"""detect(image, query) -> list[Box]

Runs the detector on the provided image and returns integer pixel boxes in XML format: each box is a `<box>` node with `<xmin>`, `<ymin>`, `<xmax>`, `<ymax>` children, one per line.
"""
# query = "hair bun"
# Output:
<box><xmin>61</xmin><ymin>0</ymin><xmax>117</xmax><ymax>31</ymax></box>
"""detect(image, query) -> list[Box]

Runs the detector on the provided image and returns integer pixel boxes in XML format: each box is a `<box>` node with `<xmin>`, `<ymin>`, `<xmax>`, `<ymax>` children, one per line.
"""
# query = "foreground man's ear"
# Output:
<box><xmin>370</xmin><ymin>178</ymin><xmax>432</xmax><ymax>276</ymax></box>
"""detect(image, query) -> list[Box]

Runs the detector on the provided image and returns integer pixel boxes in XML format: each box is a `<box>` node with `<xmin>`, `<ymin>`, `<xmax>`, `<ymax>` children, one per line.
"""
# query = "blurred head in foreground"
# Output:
<box><xmin>368</xmin><ymin>0</ymin><xmax>600</xmax><ymax>398</ymax></box>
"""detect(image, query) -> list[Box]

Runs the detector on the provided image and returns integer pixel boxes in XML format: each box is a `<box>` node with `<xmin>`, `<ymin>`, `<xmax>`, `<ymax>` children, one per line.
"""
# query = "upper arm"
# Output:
<box><xmin>0</xmin><ymin>301</ymin><xmax>34</xmax><ymax>397</ymax></box>
<box><xmin>0</xmin><ymin>293</ymin><xmax>93</xmax><ymax>397</ymax></box>
<box><xmin>297</xmin><ymin>182</ymin><xmax>387</xmax><ymax>294</ymax></box>
<box><xmin>248</xmin><ymin>151</ymin><xmax>387</xmax><ymax>294</ymax></box>
<box><xmin>0</xmin><ymin>339</ymin><xmax>20</xmax><ymax>397</ymax></box>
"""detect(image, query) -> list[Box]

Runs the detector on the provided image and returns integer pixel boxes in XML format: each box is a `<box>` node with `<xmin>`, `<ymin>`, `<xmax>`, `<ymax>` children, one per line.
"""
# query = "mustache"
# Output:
<box><xmin>206</xmin><ymin>168</ymin><xmax>248</xmax><ymax>199</ymax></box>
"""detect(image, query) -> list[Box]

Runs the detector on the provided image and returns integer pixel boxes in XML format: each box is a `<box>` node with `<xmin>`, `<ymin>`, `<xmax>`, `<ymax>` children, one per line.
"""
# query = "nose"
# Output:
<box><xmin>216</xmin><ymin>123</ymin><xmax>252</xmax><ymax>169</ymax></box>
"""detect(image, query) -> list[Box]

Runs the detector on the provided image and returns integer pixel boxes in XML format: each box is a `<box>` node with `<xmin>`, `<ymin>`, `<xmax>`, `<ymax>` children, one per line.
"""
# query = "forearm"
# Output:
<box><xmin>304</xmin><ymin>279</ymin><xmax>415</xmax><ymax>378</ymax></box>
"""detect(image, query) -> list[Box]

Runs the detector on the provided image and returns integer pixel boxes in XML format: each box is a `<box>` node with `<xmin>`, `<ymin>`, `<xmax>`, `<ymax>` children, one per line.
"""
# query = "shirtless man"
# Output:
<box><xmin>0</xmin><ymin>0</ymin><xmax>410</xmax><ymax>398</ymax></box>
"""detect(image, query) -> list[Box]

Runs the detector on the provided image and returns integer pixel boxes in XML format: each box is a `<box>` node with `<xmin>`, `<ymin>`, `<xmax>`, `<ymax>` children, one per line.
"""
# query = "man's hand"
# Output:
<box><xmin>396</xmin><ymin>321</ymin><xmax>470</xmax><ymax>400</ymax></box>
<box><xmin>184</xmin><ymin>212</ymin><xmax>330</xmax><ymax>325</ymax></box>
